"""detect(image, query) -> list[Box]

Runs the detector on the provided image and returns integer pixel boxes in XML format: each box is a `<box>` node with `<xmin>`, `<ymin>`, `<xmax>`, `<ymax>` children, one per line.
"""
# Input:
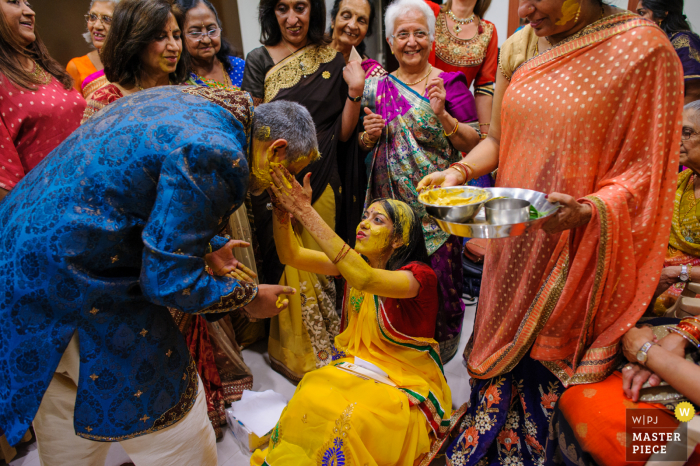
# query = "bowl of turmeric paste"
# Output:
<box><xmin>418</xmin><ymin>186</ymin><xmax>492</xmax><ymax>223</ymax></box>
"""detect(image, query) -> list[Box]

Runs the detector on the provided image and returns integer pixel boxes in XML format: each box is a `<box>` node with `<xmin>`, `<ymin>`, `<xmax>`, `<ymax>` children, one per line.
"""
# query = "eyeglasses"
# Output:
<box><xmin>682</xmin><ymin>127</ymin><xmax>699</xmax><ymax>141</ymax></box>
<box><xmin>85</xmin><ymin>13</ymin><xmax>112</xmax><ymax>24</ymax></box>
<box><xmin>391</xmin><ymin>30</ymin><xmax>429</xmax><ymax>42</ymax></box>
<box><xmin>187</xmin><ymin>28</ymin><xmax>221</xmax><ymax>41</ymax></box>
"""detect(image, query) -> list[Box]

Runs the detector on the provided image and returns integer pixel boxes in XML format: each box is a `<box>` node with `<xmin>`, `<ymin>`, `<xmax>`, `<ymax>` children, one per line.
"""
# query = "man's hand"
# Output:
<box><xmin>205</xmin><ymin>240</ymin><xmax>257</xmax><ymax>282</ymax></box>
<box><xmin>244</xmin><ymin>285</ymin><xmax>296</xmax><ymax>319</ymax></box>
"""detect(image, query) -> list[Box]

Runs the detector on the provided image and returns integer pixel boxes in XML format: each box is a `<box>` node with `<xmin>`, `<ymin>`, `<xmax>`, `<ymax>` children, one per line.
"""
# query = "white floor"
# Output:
<box><xmin>7</xmin><ymin>300</ymin><xmax>477</xmax><ymax>466</ymax></box>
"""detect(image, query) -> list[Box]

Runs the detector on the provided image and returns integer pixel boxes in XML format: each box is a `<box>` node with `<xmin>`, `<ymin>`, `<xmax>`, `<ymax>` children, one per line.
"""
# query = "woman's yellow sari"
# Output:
<box><xmin>654</xmin><ymin>169</ymin><xmax>700</xmax><ymax>314</ymax></box>
<box><xmin>251</xmin><ymin>289</ymin><xmax>459</xmax><ymax>466</ymax></box>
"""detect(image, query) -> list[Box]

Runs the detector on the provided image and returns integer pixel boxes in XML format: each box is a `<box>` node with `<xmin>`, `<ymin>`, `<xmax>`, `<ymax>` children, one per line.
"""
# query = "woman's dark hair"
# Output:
<box><xmin>370</xmin><ymin>198</ymin><xmax>430</xmax><ymax>271</ymax></box>
<box><xmin>442</xmin><ymin>0</ymin><xmax>492</xmax><ymax>20</ymax></box>
<box><xmin>175</xmin><ymin>0</ymin><xmax>241</xmax><ymax>71</ymax></box>
<box><xmin>329</xmin><ymin>0</ymin><xmax>375</xmax><ymax>57</ymax></box>
<box><xmin>641</xmin><ymin>0</ymin><xmax>692</xmax><ymax>34</ymax></box>
<box><xmin>0</xmin><ymin>5</ymin><xmax>73</xmax><ymax>90</ymax></box>
<box><xmin>258</xmin><ymin>0</ymin><xmax>330</xmax><ymax>47</ymax></box>
<box><xmin>102</xmin><ymin>0</ymin><xmax>190</xmax><ymax>88</ymax></box>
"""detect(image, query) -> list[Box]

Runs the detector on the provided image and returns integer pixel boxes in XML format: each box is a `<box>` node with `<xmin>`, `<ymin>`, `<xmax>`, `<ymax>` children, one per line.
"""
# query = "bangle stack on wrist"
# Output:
<box><xmin>449</xmin><ymin>161</ymin><xmax>475</xmax><ymax>184</ymax></box>
<box><xmin>666</xmin><ymin>319</ymin><xmax>700</xmax><ymax>349</ymax></box>
<box><xmin>361</xmin><ymin>131</ymin><xmax>377</xmax><ymax>148</ymax></box>
<box><xmin>332</xmin><ymin>243</ymin><xmax>352</xmax><ymax>264</ymax></box>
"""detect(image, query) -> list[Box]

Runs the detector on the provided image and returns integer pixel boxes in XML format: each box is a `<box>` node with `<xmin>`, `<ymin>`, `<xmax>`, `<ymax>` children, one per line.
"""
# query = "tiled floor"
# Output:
<box><xmin>7</xmin><ymin>300</ymin><xmax>477</xmax><ymax>466</ymax></box>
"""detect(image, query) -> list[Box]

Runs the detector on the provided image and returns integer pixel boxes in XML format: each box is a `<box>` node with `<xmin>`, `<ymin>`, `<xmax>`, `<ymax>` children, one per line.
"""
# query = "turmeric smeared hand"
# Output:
<box><xmin>269</xmin><ymin>165</ymin><xmax>313</xmax><ymax>217</ymax></box>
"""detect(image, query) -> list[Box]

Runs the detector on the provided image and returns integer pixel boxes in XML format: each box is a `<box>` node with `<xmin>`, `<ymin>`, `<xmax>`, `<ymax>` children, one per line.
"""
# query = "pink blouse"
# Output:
<box><xmin>0</xmin><ymin>74</ymin><xmax>86</xmax><ymax>191</ymax></box>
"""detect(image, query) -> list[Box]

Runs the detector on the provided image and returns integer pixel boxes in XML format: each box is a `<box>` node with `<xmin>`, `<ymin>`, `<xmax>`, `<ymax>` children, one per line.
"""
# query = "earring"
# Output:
<box><xmin>573</xmin><ymin>3</ymin><xmax>582</xmax><ymax>23</ymax></box>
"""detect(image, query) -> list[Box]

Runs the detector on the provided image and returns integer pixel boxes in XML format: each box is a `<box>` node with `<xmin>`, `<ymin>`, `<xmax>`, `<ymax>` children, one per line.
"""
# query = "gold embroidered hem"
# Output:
<box><xmin>76</xmin><ymin>358</ymin><xmax>199</xmax><ymax>441</ymax></box>
<box><xmin>435</xmin><ymin>14</ymin><xmax>493</xmax><ymax>67</ymax></box>
<box><xmin>467</xmin><ymin>250</ymin><xmax>570</xmax><ymax>379</ymax></box>
<box><xmin>180</xmin><ymin>86</ymin><xmax>253</xmax><ymax>137</ymax></box>
<box><xmin>201</xmin><ymin>281</ymin><xmax>257</xmax><ymax>313</ymax></box>
<box><xmin>263</xmin><ymin>45</ymin><xmax>338</xmax><ymax>103</ymax></box>
<box><xmin>540</xmin><ymin>345</ymin><xmax>622</xmax><ymax>387</ymax></box>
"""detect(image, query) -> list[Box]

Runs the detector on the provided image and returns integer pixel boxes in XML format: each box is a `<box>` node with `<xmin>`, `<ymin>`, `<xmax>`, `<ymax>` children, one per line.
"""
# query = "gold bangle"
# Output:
<box><xmin>362</xmin><ymin>131</ymin><xmax>377</xmax><ymax>147</ymax></box>
<box><xmin>332</xmin><ymin>244</ymin><xmax>349</xmax><ymax>264</ymax></box>
<box><xmin>448</xmin><ymin>163</ymin><xmax>468</xmax><ymax>183</ymax></box>
<box><xmin>443</xmin><ymin>118</ymin><xmax>459</xmax><ymax>137</ymax></box>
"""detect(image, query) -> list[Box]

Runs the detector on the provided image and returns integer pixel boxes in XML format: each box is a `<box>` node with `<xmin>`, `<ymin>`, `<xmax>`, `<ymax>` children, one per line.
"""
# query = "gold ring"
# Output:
<box><xmin>624</xmin><ymin>365</ymin><xmax>634</xmax><ymax>371</ymax></box>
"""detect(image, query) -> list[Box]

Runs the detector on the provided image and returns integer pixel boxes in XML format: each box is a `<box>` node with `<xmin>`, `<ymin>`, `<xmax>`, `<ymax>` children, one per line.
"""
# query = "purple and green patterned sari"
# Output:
<box><xmin>361</xmin><ymin>72</ymin><xmax>479</xmax><ymax>362</ymax></box>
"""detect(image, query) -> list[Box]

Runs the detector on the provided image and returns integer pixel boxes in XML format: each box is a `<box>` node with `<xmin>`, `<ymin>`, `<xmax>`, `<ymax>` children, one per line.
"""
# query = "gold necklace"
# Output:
<box><xmin>283</xmin><ymin>40</ymin><xmax>309</xmax><ymax>76</ymax></box>
<box><xmin>29</xmin><ymin>60</ymin><xmax>50</xmax><ymax>85</ymax></box>
<box><xmin>447</xmin><ymin>10</ymin><xmax>475</xmax><ymax>34</ymax></box>
<box><xmin>398</xmin><ymin>65</ymin><xmax>432</xmax><ymax>86</ymax></box>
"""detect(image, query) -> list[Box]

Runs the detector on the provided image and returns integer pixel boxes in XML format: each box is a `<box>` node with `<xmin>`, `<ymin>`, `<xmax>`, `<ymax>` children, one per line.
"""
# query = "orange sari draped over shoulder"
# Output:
<box><xmin>467</xmin><ymin>13</ymin><xmax>684</xmax><ymax>386</ymax></box>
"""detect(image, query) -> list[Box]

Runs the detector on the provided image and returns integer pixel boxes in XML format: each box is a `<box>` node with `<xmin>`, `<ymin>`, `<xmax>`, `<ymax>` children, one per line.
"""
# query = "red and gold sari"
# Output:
<box><xmin>447</xmin><ymin>12</ymin><xmax>684</xmax><ymax>466</ymax></box>
<box><xmin>468</xmin><ymin>12</ymin><xmax>683</xmax><ymax>385</ymax></box>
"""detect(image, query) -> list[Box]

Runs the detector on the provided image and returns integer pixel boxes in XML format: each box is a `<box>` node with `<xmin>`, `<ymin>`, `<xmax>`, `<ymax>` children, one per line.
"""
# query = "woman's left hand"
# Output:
<box><xmin>343</xmin><ymin>60</ymin><xmax>365</xmax><ymax>100</ymax></box>
<box><xmin>542</xmin><ymin>193</ymin><xmax>593</xmax><ymax>234</ymax></box>
<box><xmin>427</xmin><ymin>77</ymin><xmax>446</xmax><ymax>117</ymax></box>
<box><xmin>269</xmin><ymin>165</ymin><xmax>312</xmax><ymax>217</ymax></box>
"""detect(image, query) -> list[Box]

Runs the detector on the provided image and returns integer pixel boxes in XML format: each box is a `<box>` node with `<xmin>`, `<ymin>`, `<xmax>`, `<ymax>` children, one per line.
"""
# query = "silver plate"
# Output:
<box><xmin>432</xmin><ymin>187</ymin><xmax>560</xmax><ymax>239</ymax></box>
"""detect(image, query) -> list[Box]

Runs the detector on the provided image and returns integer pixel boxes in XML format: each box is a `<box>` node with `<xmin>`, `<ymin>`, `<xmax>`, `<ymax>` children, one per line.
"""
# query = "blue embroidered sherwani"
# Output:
<box><xmin>0</xmin><ymin>86</ymin><xmax>258</xmax><ymax>445</ymax></box>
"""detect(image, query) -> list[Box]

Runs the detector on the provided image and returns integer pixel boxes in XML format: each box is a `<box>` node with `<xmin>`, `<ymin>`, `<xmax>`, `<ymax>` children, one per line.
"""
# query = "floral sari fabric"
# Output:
<box><xmin>467</xmin><ymin>13</ymin><xmax>683</xmax><ymax>386</ymax></box>
<box><xmin>448</xmin><ymin>354</ymin><xmax>563</xmax><ymax>466</ymax></box>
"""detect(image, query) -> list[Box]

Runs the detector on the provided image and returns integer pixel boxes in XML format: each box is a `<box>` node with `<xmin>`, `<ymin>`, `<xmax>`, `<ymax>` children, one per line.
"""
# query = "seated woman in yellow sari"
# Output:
<box><xmin>250</xmin><ymin>166</ymin><xmax>459</xmax><ymax>466</ymax></box>
<box><xmin>654</xmin><ymin>101</ymin><xmax>700</xmax><ymax>315</ymax></box>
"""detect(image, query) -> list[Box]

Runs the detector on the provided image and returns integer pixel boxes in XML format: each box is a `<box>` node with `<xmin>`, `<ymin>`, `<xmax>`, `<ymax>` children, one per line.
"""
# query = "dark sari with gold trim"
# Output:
<box><xmin>241</xmin><ymin>44</ymin><xmax>346</xmax><ymax>380</ymax></box>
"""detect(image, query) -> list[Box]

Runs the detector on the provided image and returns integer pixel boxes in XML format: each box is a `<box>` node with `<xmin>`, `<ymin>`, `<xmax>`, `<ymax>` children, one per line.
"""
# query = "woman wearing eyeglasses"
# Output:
<box><xmin>360</xmin><ymin>0</ymin><xmax>480</xmax><ymax>362</ymax></box>
<box><xmin>177</xmin><ymin>0</ymin><xmax>244</xmax><ymax>89</ymax></box>
<box><xmin>81</xmin><ymin>0</ymin><xmax>188</xmax><ymax>123</ymax></box>
<box><xmin>0</xmin><ymin>0</ymin><xmax>86</xmax><ymax>202</ymax></box>
<box><xmin>66</xmin><ymin>0</ymin><xmax>120</xmax><ymax>99</ymax></box>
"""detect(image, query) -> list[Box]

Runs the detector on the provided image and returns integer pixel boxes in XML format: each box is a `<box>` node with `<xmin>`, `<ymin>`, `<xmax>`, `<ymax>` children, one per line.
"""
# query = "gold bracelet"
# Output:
<box><xmin>443</xmin><ymin>118</ymin><xmax>459</xmax><ymax>137</ymax></box>
<box><xmin>332</xmin><ymin>244</ymin><xmax>350</xmax><ymax>264</ymax></box>
<box><xmin>361</xmin><ymin>131</ymin><xmax>377</xmax><ymax>148</ymax></box>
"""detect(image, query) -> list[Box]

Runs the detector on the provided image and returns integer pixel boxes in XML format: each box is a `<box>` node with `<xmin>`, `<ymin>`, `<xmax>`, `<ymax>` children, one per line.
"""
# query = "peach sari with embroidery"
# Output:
<box><xmin>466</xmin><ymin>13</ymin><xmax>684</xmax><ymax>386</ymax></box>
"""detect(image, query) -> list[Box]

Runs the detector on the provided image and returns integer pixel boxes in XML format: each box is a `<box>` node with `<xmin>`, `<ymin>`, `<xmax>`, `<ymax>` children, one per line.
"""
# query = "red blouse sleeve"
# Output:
<box><xmin>382</xmin><ymin>262</ymin><xmax>439</xmax><ymax>339</ymax></box>
<box><xmin>474</xmin><ymin>25</ymin><xmax>499</xmax><ymax>96</ymax></box>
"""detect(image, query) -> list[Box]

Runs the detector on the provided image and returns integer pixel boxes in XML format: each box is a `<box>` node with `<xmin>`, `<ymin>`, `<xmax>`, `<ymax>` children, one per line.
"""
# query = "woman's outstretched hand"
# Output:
<box><xmin>542</xmin><ymin>193</ymin><xmax>592</xmax><ymax>234</ymax></box>
<box><xmin>416</xmin><ymin>168</ymin><xmax>466</xmax><ymax>192</ymax></box>
<box><xmin>269</xmin><ymin>165</ymin><xmax>312</xmax><ymax>217</ymax></box>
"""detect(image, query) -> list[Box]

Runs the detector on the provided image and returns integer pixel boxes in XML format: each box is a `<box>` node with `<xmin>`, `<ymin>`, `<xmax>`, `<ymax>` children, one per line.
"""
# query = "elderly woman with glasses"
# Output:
<box><xmin>176</xmin><ymin>0</ymin><xmax>245</xmax><ymax>89</ymax></box>
<box><xmin>360</xmin><ymin>0</ymin><xmax>480</xmax><ymax>362</ymax></box>
<box><xmin>66</xmin><ymin>0</ymin><xmax>120</xmax><ymax>98</ymax></box>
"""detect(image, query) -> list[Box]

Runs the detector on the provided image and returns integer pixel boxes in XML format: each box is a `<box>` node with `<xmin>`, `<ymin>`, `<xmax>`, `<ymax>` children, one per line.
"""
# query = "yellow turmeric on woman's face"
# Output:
<box><xmin>556</xmin><ymin>0</ymin><xmax>580</xmax><ymax>25</ymax></box>
<box><xmin>354</xmin><ymin>204</ymin><xmax>395</xmax><ymax>257</ymax></box>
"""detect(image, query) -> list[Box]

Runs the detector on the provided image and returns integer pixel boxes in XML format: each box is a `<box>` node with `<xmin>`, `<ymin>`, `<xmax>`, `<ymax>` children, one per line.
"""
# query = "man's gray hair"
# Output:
<box><xmin>385</xmin><ymin>0</ymin><xmax>436</xmax><ymax>45</ymax></box>
<box><xmin>253</xmin><ymin>101</ymin><xmax>320</xmax><ymax>164</ymax></box>
<box><xmin>83</xmin><ymin>0</ymin><xmax>121</xmax><ymax>44</ymax></box>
